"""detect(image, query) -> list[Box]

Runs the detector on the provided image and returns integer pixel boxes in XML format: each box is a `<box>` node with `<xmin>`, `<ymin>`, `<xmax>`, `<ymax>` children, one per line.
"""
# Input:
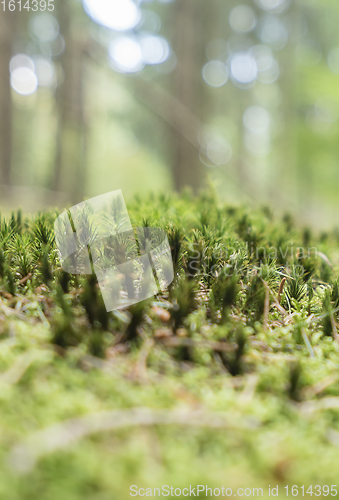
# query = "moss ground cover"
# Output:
<box><xmin>1</xmin><ymin>191</ymin><xmax>339</xmax><ymax>498</ymax></box>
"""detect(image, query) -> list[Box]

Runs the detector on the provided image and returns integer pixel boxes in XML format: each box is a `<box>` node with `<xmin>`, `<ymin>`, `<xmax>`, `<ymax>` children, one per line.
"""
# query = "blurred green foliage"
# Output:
<box><xmin>1</xmin><ymin>0</ymin><xmax>339</xmax><ymax>229</ymax></box>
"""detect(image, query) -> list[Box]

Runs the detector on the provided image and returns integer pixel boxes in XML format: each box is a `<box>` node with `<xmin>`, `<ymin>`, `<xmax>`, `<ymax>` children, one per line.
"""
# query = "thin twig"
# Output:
<box><xmin>0</xmin><ymin>353</ymin><xmax>35</xmax><ymax>385</ymax></box>
<box><xmin>262</xmin><ymin>280</ymin><xmax>288</xmax><ymax>319</ymax></box>
<box><xmin>8</xmin><ymin>407</ymin><xmax>257</xmax><ymax>474</ymax></box>
<box><xmin>302</xmin><ymin>375</ymin><xmax>337</xmax><ymax>399</ymax></box>
<box><xmin>18</xmin><ymin>273</ymin><xmax>32</xmax><ymax>286</ymax></box>
<box><xmin>298</xmin><ymin>396</ymin><xmax>339</xmax><ymax>415</ymax></box>
<box><xmin>0</xmin><ymin>299</ymin><xmax>26</xmax><ymax>320</ymax></box>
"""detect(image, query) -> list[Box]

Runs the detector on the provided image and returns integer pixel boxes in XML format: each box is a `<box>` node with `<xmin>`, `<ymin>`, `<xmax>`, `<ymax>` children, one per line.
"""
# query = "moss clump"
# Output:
<box><xmin>0</xmin><ymin>193</ymin><xmax>339</xmax><ymax>497</ymax></box>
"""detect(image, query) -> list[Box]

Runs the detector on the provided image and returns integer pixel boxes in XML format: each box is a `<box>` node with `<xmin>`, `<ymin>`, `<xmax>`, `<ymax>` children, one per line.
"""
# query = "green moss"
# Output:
<box><xmin>0</xmin><ymin>194</ymin><xmax>338</xmax><ymax>497</ymax></box>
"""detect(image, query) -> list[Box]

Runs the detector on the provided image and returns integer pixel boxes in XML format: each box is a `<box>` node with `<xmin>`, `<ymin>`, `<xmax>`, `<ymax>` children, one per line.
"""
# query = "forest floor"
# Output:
<box><xmin>1</xmin><ymin>191</ymin><xmax>339</xmax><ymax>499</ymax></box>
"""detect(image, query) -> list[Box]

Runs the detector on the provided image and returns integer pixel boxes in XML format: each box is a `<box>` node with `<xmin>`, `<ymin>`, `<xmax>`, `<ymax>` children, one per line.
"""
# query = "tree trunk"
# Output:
<box><xmin>171</xmin><ymin>0</ymin><xmax>206</xmax><ymax>192</ymax></box>
<box><xmin>52</xmin><ymin>0</ymin><xmax>87</xmax><ymax>203</ymax></box>
<box><xmin>0</xmin><ymin>9</ymin><xmax>14</xmax><ymax>188</ymax></box>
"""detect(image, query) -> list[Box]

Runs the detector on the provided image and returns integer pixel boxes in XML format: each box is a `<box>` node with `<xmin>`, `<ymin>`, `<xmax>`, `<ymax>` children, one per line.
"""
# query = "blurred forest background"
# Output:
<box><xmin>0</xmin><ymin>0</ymin><xmax>338</xmax><ymax>227</ymax></box>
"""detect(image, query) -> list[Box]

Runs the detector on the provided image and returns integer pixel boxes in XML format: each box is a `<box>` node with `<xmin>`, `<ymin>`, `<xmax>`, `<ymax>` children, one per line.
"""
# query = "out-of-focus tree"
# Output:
<box><xmin>52</xmin><ymin>0</ymin><xmax>87</xmax><ymax>203</ymax></box>
<box><xmin>0</xmin><ymin>9</ymin><xmax>15</xmax><ymax>188</ymax></box>
<box><xmin>169</xmin><ymin>0</ymin><xmax>206</xmax><ymax>191</ymax></box>
<box><xmin>3</xmin><ymin>0</ymin><xmax>339</xmax><ymax>223</ymax></box>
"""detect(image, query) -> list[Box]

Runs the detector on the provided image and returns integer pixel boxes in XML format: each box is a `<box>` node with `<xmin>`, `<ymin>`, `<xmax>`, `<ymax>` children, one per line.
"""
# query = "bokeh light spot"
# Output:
<box><xmin>230</xmin><ymin>53</ymin><xmax>257</xmax><ymax>84</ymax></box>
<box><xmin>83</xmin><ymin>0</ymin><xmax>141</xmax><ymax>31</ymax></box>
<box><xmin>198</xmin><ymin>127</ymin><xmax>233</xmax><ymax>167</ymax></box>
<box><xmin>257</xmin><ymin>60</ymin><xmax>280</xmax><ymax>84</ymax></box>
<box><xmin>255</xmin><ymin>0</ymin><xmax>289</xmax><ymax>11</ymax></box>
<box><xmin>10</xmin><ymin>54</ymin><xmax>35</xmax><ymax>73</ymax></box>
<box><xmin>140</xmin><ymin>9</ymin><xmax>161</xmax><ymax>34</ymax></box>
<box><xmin>207</xmin><ymin>137</ymin><xmax>232</xmax><ymax>165</ymax></box>
<box><xmin>229</xmin><ymin>5</ymin><xmax>256</xmax><ymax>33</ymax></box>
<box><xmin>202</xmin><ymin>61</ymin><xmax>229</xmax><ymax>87</ymax></box>
<box><xmin>31</xmin><ymin>14</ymin><xmax>59</xmax><ymax>42</ymax></box>
<box><xmin>33</xmin><ymin>57</ymin><xmax>56</xmax><ymax>87</ymax></box>
<box><xmin>243</xmin><ymin>105</ymin><xmax>270</xmax><ymax>134</ymax></box>
<box><xmin>109</xmin><ymin>37</ymin><xmax>144</xmax><ymax>73</ymax></box>
<box><xmin>140</xmin><ymin>35</ymin><xmax>170</xmax><ymax>65</ymax></box>
<box><xmin>10</xmin><ymin>67</ymin><xmax>38</xmax><ymax>96</ymax></box>
<box><xmin>260</xmin><ymin>16</ymin><xmax>288</xmax><ymax>50</ymax></box>
<box><xmin>250</xmin><ymin>45</ymin><xmax>273</xmax><ymax>72</ymax></box>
